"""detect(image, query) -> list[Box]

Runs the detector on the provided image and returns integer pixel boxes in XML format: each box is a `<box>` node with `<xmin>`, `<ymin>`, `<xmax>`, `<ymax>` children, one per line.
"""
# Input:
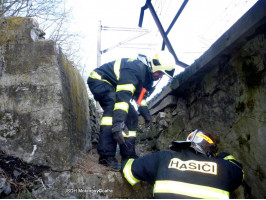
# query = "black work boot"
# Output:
<box><xmin>99</xmin><ymin>156</ymin><xmax>121</xmax><ymax>170</ymax></box>
<box><xmin>121</xmin><ymin>155</ymin><xmax>139</xmax><ymax>163</ymax></box>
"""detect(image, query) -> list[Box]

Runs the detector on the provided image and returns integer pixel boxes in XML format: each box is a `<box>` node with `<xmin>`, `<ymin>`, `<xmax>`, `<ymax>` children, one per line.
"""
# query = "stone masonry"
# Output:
<box><xmin>139</xmin><ymin>1</ymin><xmax>266</xmax><ymax>198</ymax></box>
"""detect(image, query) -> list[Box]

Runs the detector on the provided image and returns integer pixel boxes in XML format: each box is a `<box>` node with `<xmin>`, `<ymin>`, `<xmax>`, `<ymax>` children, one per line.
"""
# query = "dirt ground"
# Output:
<box><xmin>0</xmin><ymin>150</ymin><xmax>49</xmax><ymax>198</ymax></box>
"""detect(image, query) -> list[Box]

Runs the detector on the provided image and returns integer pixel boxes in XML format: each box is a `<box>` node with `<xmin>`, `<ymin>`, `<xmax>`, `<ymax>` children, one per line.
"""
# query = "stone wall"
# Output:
<box><xmin>0</xmin><ymin>17</ymin><xmax>91</xmax><ymax>171</ymax></box>
<box><xmin>138</xmin><ymin>1</ymin><xmax>266</xmax><ymax>198</ymax></box>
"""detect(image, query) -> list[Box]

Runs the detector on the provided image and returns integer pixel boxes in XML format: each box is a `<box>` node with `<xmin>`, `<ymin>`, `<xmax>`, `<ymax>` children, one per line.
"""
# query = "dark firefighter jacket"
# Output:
<box><xmin>89</xmin><ymin>58</ymin><xmax>153</xmax><ymax>124</ymax></box>
<box><xmin>122</xmin><ymin>147</ymin><xmax>244</xmax><ymax>199</ymax></box>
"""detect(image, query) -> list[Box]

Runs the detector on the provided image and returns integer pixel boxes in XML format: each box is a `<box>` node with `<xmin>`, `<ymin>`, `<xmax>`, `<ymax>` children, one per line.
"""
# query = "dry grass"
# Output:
<box><xmin>74</xmin><ymin>150</ymin><xmax>120</xmax><ymax>176</ymax></box>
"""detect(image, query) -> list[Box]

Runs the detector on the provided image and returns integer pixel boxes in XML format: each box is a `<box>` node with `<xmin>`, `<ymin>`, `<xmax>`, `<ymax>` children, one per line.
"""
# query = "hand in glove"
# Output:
<box><xmin>144</xmin><ymin>115</ymin><xmax>152</xmax><ymax>128</ymax></box>
<box><xmin>138</xmin><ymin>106</ymin><xmax>152</xmax><ymax>128</ymax></box>
<box><xmin>112</xmin><ymin>122</ymin><xmax>129</xmax><ymax>145</ymax></box>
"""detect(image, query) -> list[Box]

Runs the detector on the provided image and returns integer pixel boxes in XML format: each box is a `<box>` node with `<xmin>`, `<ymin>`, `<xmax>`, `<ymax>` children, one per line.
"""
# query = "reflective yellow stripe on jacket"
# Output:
<box><xmin>100</xmin><ymin>117</ymin><xmax>112</xmax><ymax>126</ymax></box>
<box><xmin>123</xmin><ymin>159</ymin><xmax>140</xmax><ymax>186</ymax></box>
<box><xmin>114</xmin><ymin>102</ymin><xmax>129</xmax><ymax>113</ymax></box>
<box><xmin>89</xmin><ymin>71</ymin><xmax>112</xmax><ymax>85</ymax></box>
<box><xmin>140</xmin><ymin>99</ymin><xmax>147</xmax><ymax>106</ymax></box>
<box><xmin>116</xmin><ymin>84</ymin><xmax>136</xmax><ymax>95</ymax></box>
<box><xmin>122</xmin><ymin>131</ymin><xmax>136</xmax><ymax>138</ymax></box>
<box><xmin>224</xmin><ymin>155</ymin><xmax>236</xmax><ymax>161</ymax></box>
<box><xmin>224</xmin><ymin>155</ymin><xmax>245</xmax><ymax>180</ymax></box>
<box><xmin>114</xmin><ymin>59</ymin><xmax>121</xmax><ymax>80</ymax></box>
<box><xmin>153</xmin><ymin>180</ymin><xmax>229</xmax><ymax>199</ymax></box>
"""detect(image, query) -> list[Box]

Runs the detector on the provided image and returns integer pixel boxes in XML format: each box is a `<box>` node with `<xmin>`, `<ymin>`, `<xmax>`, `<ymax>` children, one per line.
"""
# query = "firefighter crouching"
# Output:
<box><xmin>87</xmin><ymin>51</ymin><xmax>179</xmax><ymax>169</ymax></box>
<box><xmin>121</xmin><ymin>129</ymin><xmax>244</xmax><ymax>199</ymax></box>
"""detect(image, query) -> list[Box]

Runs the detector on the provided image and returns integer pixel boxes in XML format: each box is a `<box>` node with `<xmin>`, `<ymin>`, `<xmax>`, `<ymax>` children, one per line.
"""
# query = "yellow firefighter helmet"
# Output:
<box><xmin>148</xmin><ymin>51</ymin><xmax>178</xmax><ymax>78</ymax></box>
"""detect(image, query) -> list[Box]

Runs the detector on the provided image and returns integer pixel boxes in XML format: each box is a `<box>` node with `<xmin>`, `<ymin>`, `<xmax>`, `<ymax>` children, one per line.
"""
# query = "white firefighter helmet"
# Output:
<box><xmin>148</xmin><ymin>51</ymin><xmax>178</xmax><ymax>78</ymax></box>
<box><xmin>170</xmin><ymin>129</ymin><xmax>218</xmax><ymax>157</ymax></box>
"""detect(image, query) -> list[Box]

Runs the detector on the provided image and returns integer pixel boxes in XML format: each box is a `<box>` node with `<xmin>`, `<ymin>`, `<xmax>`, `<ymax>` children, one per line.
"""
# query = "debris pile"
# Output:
<box><xmin>0</xmin><ymin>150</ymin><xmax>49</xmax><ymax>198</ymax></box>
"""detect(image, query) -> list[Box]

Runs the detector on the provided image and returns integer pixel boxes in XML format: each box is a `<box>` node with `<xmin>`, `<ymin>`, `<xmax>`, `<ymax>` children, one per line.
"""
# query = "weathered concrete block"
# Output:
<box><xmin>0</xmin><ymin>17</ymin><xmax>91</xmax><ymax>170</ymax></box>
<box><xmin>150</xmin><ymin>95</ymin><xmax>177</xmax><ymax>115</ymax></box>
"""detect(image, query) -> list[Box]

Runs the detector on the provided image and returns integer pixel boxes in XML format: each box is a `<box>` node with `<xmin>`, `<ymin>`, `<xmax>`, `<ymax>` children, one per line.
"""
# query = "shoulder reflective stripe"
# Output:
<box><xmin>224</xmin><ymin>155</ymin><xmax>236</xmax><ymax>161</ymax></box>
<box><xmin>224</xmin><ymin>156</ymin><xmax>244</xmax><ymax>180</ymax></box>
<box><xmin>123</xmin><ymin>159</ymin><xmax>140</xmax><ymax>186</ymax></box>
<box><xmin>114</xmin><ymin>59</ymin><xmax>121</xmax><ymax>80</ymax></box>
<box><xmin>127</xmin><ymin>58</ymin><xmax>134</xmax><ymax>62</ymax></box>
<box><xmin>89</xmin><ymin>71</ymin><xmax>101</xmax><ymax>80</ymax></box>
<box><xmin>89</xmin><ymin>71</ymin><xmax>112</xmax><ymax>85</ymax></box>
<box><xmin>100</xmin><ymin>117</ymin><xmax>113</xmax><ymax>125</ymax></box>
<box><xmin>228</xmin><ymin>160</ymin><xmax>245</xmax><ymax>181</ymax></box>
<box><xmin>140</xmin><ymin>99</ymin><xmax>147</xmax><ymax>106</ymax></box>
<box><xmin>154</xmin><ymin>180</ymin><xmax>229</xmax><ymax>199</ymax></box>
<box><xmin>114</xmin><ymin>102</ymin><xmax>129</xmax><ymax>113</ymax></box>
<box><xmin>122</xmin><ymin>131</ymin><xmax>136</xmax><ymax>137</ymax></box>
<box><xmin>116</xmin><ymin>84</ymin><xmax>136</xmax><ymax>94</ymax></box>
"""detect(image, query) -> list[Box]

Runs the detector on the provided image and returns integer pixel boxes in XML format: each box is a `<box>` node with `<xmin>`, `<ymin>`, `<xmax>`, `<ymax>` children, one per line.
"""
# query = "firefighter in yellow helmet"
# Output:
<box><xmin>138</xmin><ymin>51</ymin><xmax>178</xmax><ymax>79</ymax></box>
<box><xmin>121</xmin><ymin>129</ymin><xmax>244</xmax><ymax>199</ymax></box>
<box><xmin>87</xmin><ymin>51</ymin><xmax>178</xmax><ymax>169</ymax></box>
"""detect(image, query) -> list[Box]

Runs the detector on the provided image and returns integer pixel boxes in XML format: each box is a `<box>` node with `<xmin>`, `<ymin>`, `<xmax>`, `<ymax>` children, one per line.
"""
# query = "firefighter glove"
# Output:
<box><xmin>144</xmin><ymin>115</ymin><xmax>152</xmax><ymax>128</ymax></box>
<box><xmin>138</xmin><ymin>106</ymin><xmax>152</xmax><ymax>128</ymax></box>
<box><xmin>112</xmin><ymin>122</ymin><xmax>129</xmax><ymax>145</ymax></box>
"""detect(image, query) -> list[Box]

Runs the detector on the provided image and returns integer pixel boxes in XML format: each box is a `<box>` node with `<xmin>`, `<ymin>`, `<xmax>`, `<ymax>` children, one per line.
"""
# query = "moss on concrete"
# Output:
<box><xmin>236</xmin><ymin>102</ymin><xmax>246</xmax><ymax>114</ymax></box>
<box><xmin>242</xmin><ymin>59</ymin><xmax>262</xmax><ymax>89</ymax></box>
<box><xmin>0</xmin><ymin>17</ymin><xmax>25</xmax><ymax>45</ymax></box>
<box><xmin>60</xmin><ymin>53</ymin><xmax>87</xmax><ymax>135</ymax></box>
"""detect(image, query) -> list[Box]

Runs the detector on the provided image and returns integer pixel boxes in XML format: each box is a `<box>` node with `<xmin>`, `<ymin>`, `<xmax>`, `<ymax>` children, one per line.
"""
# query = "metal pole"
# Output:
<box><xmin>146</xmin><ymin>0</ymin><xmax>188</xmax><ymax>68</ymax></box>
<box><xmin>97</xmin><ymin>21</ymin><xmax>102</xmax><ymax>67</ymax></box>
<box><xmin>96</xmin><ymin>21</ymin><xmax>103</xmax><ymax>114</ymax></box>
<box><xmin>162</xmin><ymin>0</ymin><xmax>189</xmax><ymax>50</ymax></box>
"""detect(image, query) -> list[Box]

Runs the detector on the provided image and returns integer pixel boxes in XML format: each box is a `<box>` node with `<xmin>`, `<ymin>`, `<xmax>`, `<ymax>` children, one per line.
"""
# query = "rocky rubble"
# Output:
<box><xmin>0</xmin><ymin>149</ymin><xmax>153</xmax><ymax>199</ymax></box>
<box><xmin>0</xmin><ymin>150</ymin><xmax>49</xmax><ymax>198</ymax></box>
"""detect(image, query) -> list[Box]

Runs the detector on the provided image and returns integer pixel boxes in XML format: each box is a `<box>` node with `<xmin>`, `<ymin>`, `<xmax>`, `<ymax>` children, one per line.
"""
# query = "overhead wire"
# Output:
<box><xmin>194</xmin><ymin>0</ymin><xmax>258</xmax><ymax>60</ymax></box>
<box><xmin>197</xmin><ymin>0</ymin><xmax>251</xmax><ymax>51</ymax></box>
<box><xmin>201</xmin><ymin>0</ymin><xmax>249</xmax><ymax>38</ymax></box>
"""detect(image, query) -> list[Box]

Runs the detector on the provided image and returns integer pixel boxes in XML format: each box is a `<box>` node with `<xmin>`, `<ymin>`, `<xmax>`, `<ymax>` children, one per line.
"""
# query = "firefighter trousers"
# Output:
<box><xmin>87</xmin><ymin>77</ymin><xmax>138</xmax><ymax>157</ymax></box>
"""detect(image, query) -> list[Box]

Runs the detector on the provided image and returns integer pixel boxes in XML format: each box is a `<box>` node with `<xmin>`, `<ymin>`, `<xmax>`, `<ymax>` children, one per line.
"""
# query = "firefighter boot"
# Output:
<box><xmin>98</xmin><ymin>156</ymin><xmax>121</xmax><ymax>170</ymax></box>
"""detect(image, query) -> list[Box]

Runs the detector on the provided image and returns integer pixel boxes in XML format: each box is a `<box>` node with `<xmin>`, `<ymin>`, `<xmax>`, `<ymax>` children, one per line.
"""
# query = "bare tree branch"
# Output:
<box><xmin>1</xmin><ymin>0</ymin><xmax>83</xmax><ymax>69</ymax></box>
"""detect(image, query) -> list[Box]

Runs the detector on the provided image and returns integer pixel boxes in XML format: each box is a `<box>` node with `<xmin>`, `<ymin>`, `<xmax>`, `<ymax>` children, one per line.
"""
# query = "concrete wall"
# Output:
<box><xmin>0</xmin><ymin>17</ymin><xmax>91</xmax><ymax>171</ymax></box>
<box><xmin>139</xmin><ymin>1</ymin><xmax>266</xmax><ymax>198</ymax></box>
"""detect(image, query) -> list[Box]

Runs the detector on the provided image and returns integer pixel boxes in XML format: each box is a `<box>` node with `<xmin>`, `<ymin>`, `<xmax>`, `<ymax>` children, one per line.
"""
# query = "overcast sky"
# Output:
<box><xmin>66</xmin><ymin>0</ymin><xmax>258</xmax><ymax>99</ymax></box>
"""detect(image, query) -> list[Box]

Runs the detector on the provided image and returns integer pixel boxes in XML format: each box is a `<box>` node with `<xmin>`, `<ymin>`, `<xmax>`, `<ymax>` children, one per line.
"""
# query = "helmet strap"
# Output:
<box><xmin>154</xmin><ymin>77</ymin><xmax>161</xmax><ymax>86</ymax></box>
<box><xmin>147</xmin><ymin>78</ymin><xmax>161</xmax><ymax>97</ymax></box>
<box><xmin>148</xmin><ymin>61</ymin><xmax>153</xmax><ymax>72</ymax></box>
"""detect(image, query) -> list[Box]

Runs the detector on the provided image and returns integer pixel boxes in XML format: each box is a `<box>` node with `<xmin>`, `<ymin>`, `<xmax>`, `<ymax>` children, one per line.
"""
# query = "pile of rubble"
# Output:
<box><xmin>0</xmin><ymin>150</ymin><xmax>49</xmax><ymax>198</ymax></box>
